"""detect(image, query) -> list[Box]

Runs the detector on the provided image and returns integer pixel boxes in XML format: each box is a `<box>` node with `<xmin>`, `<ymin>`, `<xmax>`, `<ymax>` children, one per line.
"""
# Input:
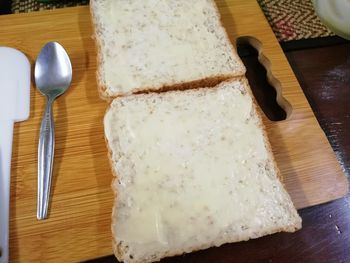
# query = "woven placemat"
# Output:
<box><xmin>11</xmin><ymin>0</ymin><xmax>89</xmax><ymax>13</ymax></box>
<box><xmin>257</xmin><ymin>0</ymin><xmax>334</xmax><ymax>41</ymax></box>
<box><xmin>11</xmin><ymin>0</ymin><xmax>334</xmax><ymax>42</ymax></box>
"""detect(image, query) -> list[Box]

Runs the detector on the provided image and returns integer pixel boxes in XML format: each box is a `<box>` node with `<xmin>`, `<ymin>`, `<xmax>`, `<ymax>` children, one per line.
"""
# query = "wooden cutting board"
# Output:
<box><xmin>0</xmin><ymin>0</ymin><xmax>347</xmax><ymax>262</ymax></box>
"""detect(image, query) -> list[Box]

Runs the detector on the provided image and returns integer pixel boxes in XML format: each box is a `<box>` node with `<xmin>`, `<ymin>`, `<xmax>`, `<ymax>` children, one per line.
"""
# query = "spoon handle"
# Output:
<box><xmin>37</xmin><ymin>98</ymin><xmax>55</xmax><ymax>220</ymax></box>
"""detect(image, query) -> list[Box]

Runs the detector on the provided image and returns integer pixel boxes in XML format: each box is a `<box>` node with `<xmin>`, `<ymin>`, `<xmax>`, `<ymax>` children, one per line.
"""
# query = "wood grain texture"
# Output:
<box><xmin>0</xmin><ymin>1</ymin><xmax>347</xmax><ymax>262</ymax></box>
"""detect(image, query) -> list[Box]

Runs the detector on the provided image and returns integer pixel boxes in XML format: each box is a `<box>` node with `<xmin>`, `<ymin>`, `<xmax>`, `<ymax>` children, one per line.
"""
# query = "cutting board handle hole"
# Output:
<box><xmin>236</xmin><ymin>36</ymin><xmax>292</xmax><ymax>121</ymax></box>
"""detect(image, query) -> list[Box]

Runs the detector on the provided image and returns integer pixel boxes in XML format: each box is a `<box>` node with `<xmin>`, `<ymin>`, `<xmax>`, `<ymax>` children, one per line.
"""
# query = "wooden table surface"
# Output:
<box><xmin>85</xmin><ymin>40</ymin><xmax>350</xmax><ymax>263</ymax></box>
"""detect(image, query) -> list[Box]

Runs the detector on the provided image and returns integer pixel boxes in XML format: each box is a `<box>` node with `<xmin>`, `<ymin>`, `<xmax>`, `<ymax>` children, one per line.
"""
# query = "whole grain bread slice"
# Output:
<box><xmin>90</xmin><ymin>0</ymin><xmax>245</xmax><ymax>99</ymax></box>
<box><xmin>104</xmin><ymin>78</ymin><xmax>301</xmax><ymax>263</ymax></box>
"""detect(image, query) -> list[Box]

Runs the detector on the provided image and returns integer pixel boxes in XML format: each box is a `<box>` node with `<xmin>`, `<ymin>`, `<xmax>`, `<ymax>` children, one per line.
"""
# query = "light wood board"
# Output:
<box><xmin>0</xmin><ymin>0</ymin><xmax>347</xmax><ymax>262</ymax></box>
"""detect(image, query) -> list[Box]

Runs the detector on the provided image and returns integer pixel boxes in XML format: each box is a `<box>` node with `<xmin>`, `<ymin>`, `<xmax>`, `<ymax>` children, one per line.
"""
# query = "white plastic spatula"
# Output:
<box><xmin>0</xmin><ymin>47</ymin><xmax>30</xmax><ymax>263</ymax></box>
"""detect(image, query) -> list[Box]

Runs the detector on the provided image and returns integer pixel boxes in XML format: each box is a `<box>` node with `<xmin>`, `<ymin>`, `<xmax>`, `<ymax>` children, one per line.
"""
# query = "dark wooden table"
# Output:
<box><xmin>85</xmin><ymin>38</ymin><xmax>350</xmax><ymax>263</ymax></box>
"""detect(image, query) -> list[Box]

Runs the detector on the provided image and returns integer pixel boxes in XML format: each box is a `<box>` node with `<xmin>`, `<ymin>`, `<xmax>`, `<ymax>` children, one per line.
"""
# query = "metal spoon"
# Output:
<box><xmin>35</xmin><ymin>42</ymin><xmax>72</xmax><ymax>220</ymax></box>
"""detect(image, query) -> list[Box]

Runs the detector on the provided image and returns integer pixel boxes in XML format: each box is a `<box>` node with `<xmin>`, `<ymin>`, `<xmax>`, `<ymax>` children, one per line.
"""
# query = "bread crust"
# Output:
<box><xmin>97</xmin><ymin>69</ymin><xmax>243</xmax><ymax>102</ymax></box>
<box><xmin>102</xmin><ymin>104</ymin><xmax>121</xmax><ymax>260</ymax></box>
<box><xmin>239</xmin><ymin>78</ymin><xmax>283</xmax><ymax>180</ymax></box>
<box><xmin>210</xmin><ymin>0</ymin><xmax>246</xmax><ymax>74</ymax></box>
<box><xmin>89</xmin><ymin>1</ymin><xmax>109</xmax><ymax>101</ymax></box>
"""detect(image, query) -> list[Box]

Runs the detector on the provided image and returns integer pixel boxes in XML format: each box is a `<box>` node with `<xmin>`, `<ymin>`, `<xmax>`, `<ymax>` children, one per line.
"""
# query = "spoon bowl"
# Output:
<box><xmin>35</xmin><ymin>42</ymin><xmax>72</xmax><ymax>97</ymax></box>
<box><xmin>34</xmin><ymin>42</ymin><xmax>72</xmax><ymax>220</ymax></box>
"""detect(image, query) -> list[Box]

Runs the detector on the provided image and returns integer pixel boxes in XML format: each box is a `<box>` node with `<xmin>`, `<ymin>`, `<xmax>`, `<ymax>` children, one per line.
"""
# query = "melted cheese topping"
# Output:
<box><xmin>104</xmin><ymin>80</ymin><xmax>300</xmax><ymax>262</ymax></box>
<box><xmin>93</xmin><ymin>0</ymin><xmax>241</xmax><ymax>94</ymax></box>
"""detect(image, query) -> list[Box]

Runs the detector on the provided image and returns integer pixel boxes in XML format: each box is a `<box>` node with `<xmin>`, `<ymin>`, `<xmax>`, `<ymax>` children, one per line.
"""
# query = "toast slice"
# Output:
<box><xmin>90</xmin><ymin>0</ymin><xmax>245</xmax><ymax>98</ymax></box>
<box><xmin>104</xmin><ymin>78</ymin><xmax>302</xmax><ymax>263</ymax></box>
